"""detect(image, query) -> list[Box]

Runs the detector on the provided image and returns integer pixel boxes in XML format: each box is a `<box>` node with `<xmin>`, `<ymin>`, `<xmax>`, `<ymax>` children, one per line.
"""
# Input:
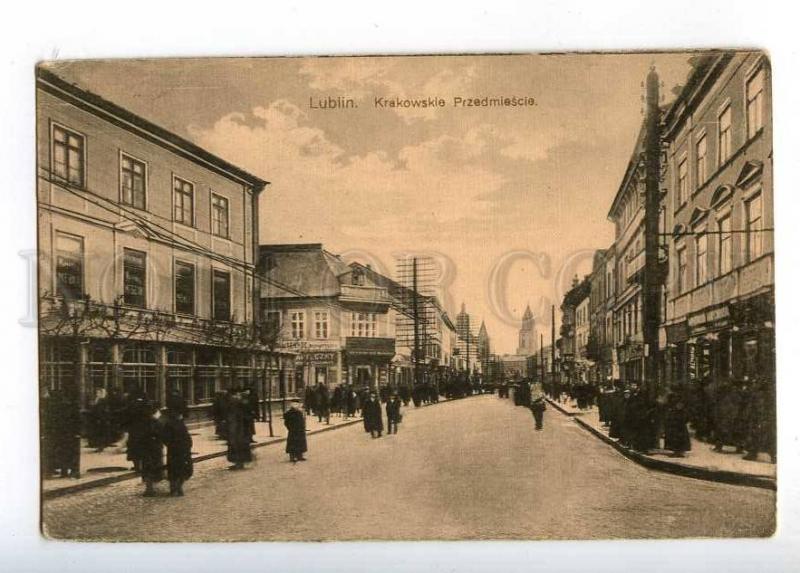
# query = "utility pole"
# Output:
<box><xmin>642</xmin><ymin>66</ymin><xmax>663</xmax><ymax>445</ymax></box>
<box><xmin>412</xmin><ymin>257</ymin><xmax>422</xmax><ymax>387</ymax></box>
<box><xmin>540</xmin><ymin>333</ymin><xmax>545</xmax><ymax>386</ymax></box>
<box><xmin>550</xmin><ymin>304</ymin><xmax>556</xmax><ymax>382</ymax></box>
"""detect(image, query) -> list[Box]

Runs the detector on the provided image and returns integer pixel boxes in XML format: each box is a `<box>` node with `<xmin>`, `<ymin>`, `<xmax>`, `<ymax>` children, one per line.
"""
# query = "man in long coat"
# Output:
<box><xmin>386</xmin><ymin>392</ymin><xmax>403</xmax><ymax>434</ymax></box>
<box><xmin>283</xmin><ymin>400</ymin><xmax>307</xmax><ymax>463</ymax></box>
<box><xmin>160</xmin><ymin>406</ymin><xmax>193</xmax><ymax>496</ymax></box>
<box><xmin>226</xmin><ymin>390</ymin><xmax>253</xmax><ymax>470</ymax></box>
<box><xmin>362</xmin><ymin>392</ymin><xmax>384</xmax><ymax>438</ymax></box>
<box><xmin>125</xmin><ymin>391</ymin><xmax>154</xmax><ymax>473</ymax></box>
<box><xmin>139</xmin><ymin>404</ymin><xmax>164</xmax><ymax>497</ymax></box>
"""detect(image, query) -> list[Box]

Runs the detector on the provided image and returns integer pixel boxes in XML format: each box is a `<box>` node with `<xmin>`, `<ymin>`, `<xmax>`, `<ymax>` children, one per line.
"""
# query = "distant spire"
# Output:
<box><xmin>460</xmin><ymin>302</ymin><xmax>466</xmax><ymax>314</ymax></box>
<box><xmin>522</xmin><ymin>303</ymin><xmax>533</xmax><ymax>320</ymax></box>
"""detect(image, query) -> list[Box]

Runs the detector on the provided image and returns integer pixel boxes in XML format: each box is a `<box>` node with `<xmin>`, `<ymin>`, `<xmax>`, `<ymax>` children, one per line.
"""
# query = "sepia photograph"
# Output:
<box><xmin>35</xmin><ymin>50</ymin><xmax>776</xmax><ymax>541</ymax></box>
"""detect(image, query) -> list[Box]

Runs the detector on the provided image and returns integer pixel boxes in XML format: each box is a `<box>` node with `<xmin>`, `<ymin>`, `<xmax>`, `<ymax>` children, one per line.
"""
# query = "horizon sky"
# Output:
<box><xmin>47</xmin><ymin>53</ymin><xmax>694</xmax><ymax>354</ymax></box>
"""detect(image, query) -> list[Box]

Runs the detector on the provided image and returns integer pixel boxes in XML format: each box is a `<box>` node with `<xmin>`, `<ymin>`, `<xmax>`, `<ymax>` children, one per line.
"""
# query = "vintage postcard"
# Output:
<box><xmin>37</xmin><ymin>51</ymin><xmax>775</xmax><ymax>541</ymax></box>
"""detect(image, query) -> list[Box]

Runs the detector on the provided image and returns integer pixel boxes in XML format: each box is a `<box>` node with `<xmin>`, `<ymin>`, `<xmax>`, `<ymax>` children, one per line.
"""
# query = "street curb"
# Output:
<box><xmin>546</xmin><ymin>399</ymin><xmax>776</xmax><ymax>491</ymax></box>
<box><xmin>42</xmin><ymin>418</ymin><xmax>363</xmax><ymax>500</ymax></box>
<box><xmin>42</xmin><ymin>394</ymin><xmax>481</xmax><ymax>500</ymax></box>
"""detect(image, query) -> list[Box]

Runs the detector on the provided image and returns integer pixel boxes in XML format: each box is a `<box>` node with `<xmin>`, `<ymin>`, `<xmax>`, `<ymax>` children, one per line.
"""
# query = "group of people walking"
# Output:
<box><xmin>121</xmin><ymin>389</ymin><xmax>194</xmax><ymax>497</ymax></box>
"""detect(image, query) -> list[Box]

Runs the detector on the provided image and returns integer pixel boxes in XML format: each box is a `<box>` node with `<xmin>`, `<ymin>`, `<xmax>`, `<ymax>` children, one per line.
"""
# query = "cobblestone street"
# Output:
<box><xmin>43</xmin><ymin>395</ymin><xmax>775</xmax><ymax>541</ymax></box>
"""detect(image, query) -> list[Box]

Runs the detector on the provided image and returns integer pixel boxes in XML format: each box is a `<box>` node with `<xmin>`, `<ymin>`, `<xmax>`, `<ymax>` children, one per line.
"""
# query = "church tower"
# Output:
<box><xmin>516</xmin><ymin>304</ymin><xmax>536</xmax><ymax>356</ymax></box>
<box><xmin>477</xmin><ymin>321</ymin><xmax>491</xmax><ymax>361</ymax></box>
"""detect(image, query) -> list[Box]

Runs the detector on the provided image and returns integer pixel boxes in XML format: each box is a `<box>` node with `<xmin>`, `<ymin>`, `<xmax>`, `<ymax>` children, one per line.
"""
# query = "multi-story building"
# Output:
<box><xmin>661</xmin><ymin>52</ymin><xmax>773</xmax><ymax>390</ymax></box>
<box><xmin>606</xmin><ymin>116</ymin><xmax>669</xmax><ymax>386</ymax></box>
<box><xmin>588</xmin><ymin>247</ymin><xmax>616</xmax><ymax>384</ymax></box>
<box><xmin>37</xmin><ymin>67</ymin><xmax>279</xmax><ymax>421</ymax></box>
<box><xmin>349</xmin><ymin>262</ymin><xmax>458</xmax><ymax>385</ymax></box>
<box><xmin>259</xmin><ymin>244</ymin><xmax>395</xmax><ymax>391</ymax></box>
<box><xmin>559</xmin><ymin>276</ymin><xmax>591</xmax><ymax>385</ymax></box>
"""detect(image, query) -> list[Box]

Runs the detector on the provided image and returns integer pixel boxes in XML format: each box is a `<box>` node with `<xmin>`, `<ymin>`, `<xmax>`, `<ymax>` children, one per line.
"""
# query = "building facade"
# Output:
<box><xmin>259</xmin><ymin>245</ymin><xmax>396</xmax><ymax>391</ymax></box>
<box><xmin>661</xmin><ymin>52</ymin><xmax>774</xmax><ymax>394</ymax></box>
<box><xmin>37</xmin><ymin>67</ymin><xmax>282</xmax><ymax>421</ymax></box>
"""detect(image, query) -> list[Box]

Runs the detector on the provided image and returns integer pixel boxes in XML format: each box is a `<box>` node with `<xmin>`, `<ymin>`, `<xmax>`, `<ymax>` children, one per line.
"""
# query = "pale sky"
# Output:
<box><xmin>48</xmin><ymin>53</ymin><xmax>693</xmax><ymax>354</ymax></box>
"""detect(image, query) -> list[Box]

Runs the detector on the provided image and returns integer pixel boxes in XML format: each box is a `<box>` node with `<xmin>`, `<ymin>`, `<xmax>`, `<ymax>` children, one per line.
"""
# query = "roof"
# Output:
<box><xmin>36</xmin><ymin>66</ymin><xmax>268</xmax><ymax>192</ymax></box>
<box><xmin>259</xmin><ymin>244</ymin><xmax>350</xmax><ymax>298</ymax></box>
<box><xmin>562</xmin><ymin>277</ymin><xmax>591</xmax><ymax>309</ymax></box>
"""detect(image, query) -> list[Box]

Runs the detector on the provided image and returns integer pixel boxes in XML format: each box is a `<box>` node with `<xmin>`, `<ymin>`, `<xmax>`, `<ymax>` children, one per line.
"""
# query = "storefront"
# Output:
<box><xmin>345</xmin><ymin>336</ymin><xmax>395</xmax><ymax>390</ymax></box>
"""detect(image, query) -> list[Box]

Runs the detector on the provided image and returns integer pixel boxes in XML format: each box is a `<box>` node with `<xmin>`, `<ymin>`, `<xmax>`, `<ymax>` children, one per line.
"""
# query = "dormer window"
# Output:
<box><xmin>352</xmin><ymin>268</ymin><xmax>365</xmax><ymax>286</ymax></box>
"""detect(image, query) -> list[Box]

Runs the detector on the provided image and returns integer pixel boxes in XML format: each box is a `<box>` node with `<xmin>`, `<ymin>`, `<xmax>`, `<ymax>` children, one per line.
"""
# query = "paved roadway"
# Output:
<box><xmin>43</xmin><ymin>394</ymin><xmax>775</xmax><ymax>541</ymax></box>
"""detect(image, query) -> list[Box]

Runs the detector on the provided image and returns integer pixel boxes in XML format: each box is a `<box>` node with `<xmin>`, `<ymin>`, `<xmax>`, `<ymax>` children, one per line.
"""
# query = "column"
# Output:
<box><xmin>188</xmin><ymin>348</ymin><xmax>196</xmax><ymax>405</ymax></box>
<box><xmin>78</xmin><ymin>340</ymin><xmax>89</xmax><ymax>411</ymax></box>
<box><xmin>156</xmin><ymin>343</ymin><xmax>167</xmax><ymax>408</ymax></box>
<box><xmin>111</xmin><ymin>342</ymin><xmax>122</xmax><ymax>392</ymax></box>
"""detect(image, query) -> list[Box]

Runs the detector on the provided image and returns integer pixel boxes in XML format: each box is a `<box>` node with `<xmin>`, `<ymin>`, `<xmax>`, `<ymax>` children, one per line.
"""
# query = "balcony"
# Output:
<box><xmin>345</xmin><ymin>336</ymin><xmax>395</xmax><ymax>358</ymax></box>
<box><xmin>339</xmin><ymin>284</ymin><xmax>391</xmax><ymax>306</ymax></box>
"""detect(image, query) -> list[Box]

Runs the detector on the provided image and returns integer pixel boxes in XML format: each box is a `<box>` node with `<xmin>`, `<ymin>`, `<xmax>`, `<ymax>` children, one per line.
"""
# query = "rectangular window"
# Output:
<box><xmin>173</xmin><ymin>177</ymin><xmax>194</xmax><ymax>226</ymax></box>
<box><xmin>746</xmin><ymin>67</ymin><xmax>765</xmax><ymax>139</ymax></box>
<box><xmin>678</xmin><ymin>158</ymin><xmax>688</xmax><ymax>206</ymax></box>
<box><xmin>52</xmin><ymin>124</ymin><xmax>85</xmax><ymax>187</ymax></box>
<box><xmin>174</xmin><ymin>261</ymin><xmax>195</xmax><ymax>315</ymax></box>
<box><xmin>718</xmin><ymin>215</ymin><xmax>732</xmax><ymax>275</ymax></box>
<box><xmin>211</xmin><ymin>193</ymin><xmax>229</xmax><ymax>238</ymax></box>
<box><xmin>718</xmin><ymin>105</ymin><xmax>732</xmax><ymax>164</ymax></box>
<box><xmin>746</xmin><ymin>193</ymin><xmax>764</xmax><ymax>262</ymax></box>
<box><xmin>120</xmin><ymin>154</ymin><xmax>146</xmax><ymax>210</ymax></box>
<box><xmin>123</xmin><ymin>249</ymin><xmax>146</xmax><ymax>307</ymax></box>
<box><xmin>290</xmin><ymin>311</ymin><xmax>305</xmax><ymax>339</ymax></box>
<box><xmin>55</xmin><ymin>233</ymin><xmax>84</xmax><ymax>300</ymax></box>
<box><xmin>695</xmin><ymin>135</ymin><xmax>707</xmax><ymax>187</ymax></box>
<box><xmin>351</xmin><ymin>312</ymin><xmax>377</xmax><ymax>337</ymax></box>
<box><xmin>695</xmin><ymin>232</ymin><xmax>707</xmax><ymax>286</ymax></box>
<box><xmin>314</xmin><ymin>311</ymin><xmax>329</xmax><ymax>339</ymax></box>
<box><xmin>212</xmin><ymin>270</ymin><xmax>231</xmax><ymax>321</ymax></box>
<box><xmin>677</xmin><ymin>246</ymin><xmax>687</xmax><ymax>294</ymax></box>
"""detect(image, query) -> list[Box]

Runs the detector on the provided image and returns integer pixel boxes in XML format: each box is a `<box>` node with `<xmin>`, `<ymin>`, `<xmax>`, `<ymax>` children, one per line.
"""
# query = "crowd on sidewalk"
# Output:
<box><xmin>546</xmin><ymin>379</ymin><xmax>776</xmax><ymax>464</ymax></box>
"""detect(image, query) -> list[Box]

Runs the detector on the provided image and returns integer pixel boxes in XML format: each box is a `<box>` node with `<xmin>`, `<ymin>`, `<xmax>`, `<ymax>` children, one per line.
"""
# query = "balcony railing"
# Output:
<box><xmin>339</xmin><ymin>284</ymin><xmax>391</xmax><ymax>305</ymax></box>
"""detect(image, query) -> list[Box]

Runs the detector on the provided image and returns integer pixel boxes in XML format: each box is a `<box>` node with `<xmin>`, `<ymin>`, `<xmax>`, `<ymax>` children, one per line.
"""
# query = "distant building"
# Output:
<box><xmin>259</xmin><ymin>244</ymin><xmax>395</xmax><ymax>391</ymax></box>
<box><xmin>516</xmin><ymin>304</ymin><xmax>536</xmax><ymax>356</ymax></box>
<box><xmin>455</xmin><ymin>303</ymin><xmax>478</xmax><ymax>371</ymax></box>
<box><xmin>477</xmin><ymin>321</ymin><xmax>491</xmax><ymax>361</ymax></box>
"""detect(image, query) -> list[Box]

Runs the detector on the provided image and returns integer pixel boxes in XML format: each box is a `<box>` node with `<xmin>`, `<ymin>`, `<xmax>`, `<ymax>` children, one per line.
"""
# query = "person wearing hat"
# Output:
<box><xmin>226</xmin><ymin>388</ymin><xmax>253</xmax><ymax>470</ymax></box>
<box><xmin>283</xmin><ymin>400</ymin><xmax>307</xmax><ymax>463</ymax></box>
<box><xmin>386</xmin><ymin>392</ymin><xmax>403</xmax><ymax>435</ymax></box>
<box><xmin>362</xmin><ymin>391</ymin><xmax>384</xmax><ymax>438</ymax></box>
<box><xmin>160</xmin><ymin>405</ymin><xmax>193</xmax><ymax>496</ymax></box>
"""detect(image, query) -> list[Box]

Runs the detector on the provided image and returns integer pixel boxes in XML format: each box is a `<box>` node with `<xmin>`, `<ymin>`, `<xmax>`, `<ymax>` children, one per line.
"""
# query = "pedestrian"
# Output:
<box><xmin>226</xmin><ymin>389</ymin><xmax>253</xmax><ymax>470</ymax></box>
<box><xmin>663</xmin><ymin>391</ymin><xmax>691</xmax><ymax>457</ymax></box>
<box><xmin>140</xmin><ymin>403</ymin><xmax>164</xmax><ymax>497</ymax></box>
<box><xmin>47</xmin><ymin>387</ymin><xmax>82</xmax><ymax>479</ymax></box>
<box><xmin>386</xmin><ymin>392</ymin><xmax>403</xmax><ymax>434</ymax></box>
<box><xmin>362</xmin><ymin>392</ymin><xmax>384</xmax><ymax>438</ymax></box>
<box><xmin>283</xmin><ymin>400</ymin><xmax>307</xmax><ymax>463</ymax></box>
<box><xmin>160</xmin><ymin>406</ymin><xmax>193</xmax><ymax>496</ymax></box>
<box><xmin>125</xmin><ymin>390</ymin><xmax>154</xmax><ymax>473</ymax></box>
<box><xmin>530</xmin><ymin>392</ymin><xmax>546</xmax><ymax>430</ymax></box>
<box><xmin>315</xmin><ymin>382</ymin><xmax>330</xmax><ymax>424</ymax></box>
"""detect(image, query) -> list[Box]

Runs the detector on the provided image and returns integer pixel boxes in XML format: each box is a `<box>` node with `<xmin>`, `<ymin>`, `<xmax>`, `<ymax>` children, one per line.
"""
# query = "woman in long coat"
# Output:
<box><xmin>160</xmin><ymin>408</ymin><xmax>193</xmax><ymax>496</ymax></box>
<box><xmin>283</xmin><ymin>401</ymin><xmax>307</xmax><ymax>463</ymax></box>
<box><xmin>226</xmin><ymin>391</ymin><xmax>253</xmax><ymax>470</ymax></box>
<box><xmin>362</xmin><ymin>392</ymin><xmax>384</xmax><ymax>438</ymax></box>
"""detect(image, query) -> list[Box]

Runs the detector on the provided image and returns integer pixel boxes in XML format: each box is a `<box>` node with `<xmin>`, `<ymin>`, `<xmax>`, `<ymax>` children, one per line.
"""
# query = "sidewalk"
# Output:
<box><xmin>547</xmin><ymin>398</ymin><xmax>776</xmax><ymax>490</ymax></box>
<box><xmin>42</xmin><ymin>395</ymin><xmax>475</xmax><ymax>499</ymax></box>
